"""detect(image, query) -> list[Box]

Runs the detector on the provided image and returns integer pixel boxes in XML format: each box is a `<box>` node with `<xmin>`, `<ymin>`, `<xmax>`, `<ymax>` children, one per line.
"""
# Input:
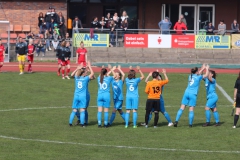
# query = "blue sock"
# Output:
<box><xmin>69</xmin><ymin>111</ymin><xmax>76</xmax><ymax>124</ymax></box>
<box><xmin>189</xmin><ymin>111</ymin><xmax>194</xmax><ymax>125</ymax></box>
<box><xmin>213</xmin><ymin>111</ymin><xmax>220</xmax><ymax>123</ymax></box>
<box><xmin>85</xmin><ymin>110</ymin><xmax>88</xmax><ymax>124</ymax></box>
<box><xmin>104</xmin><ymin>112</ymin><xmax>109</xmax><ymax>126</ymax></box>
<box><xmin>148</xmin><ymin>113</ymin><xmax>152</xmax><ymax>123</ymax></box>
<box><xmin>205</xmin><ymin>110</ymin><xmax>211</xmax><ymax>123</ymax></box>
<box><xmin>125</xmin><ymin>112</ymin><xmax>130</xmax><ymax>126</ymax></box>
<box><xmin>75</xmin><ymin>111</ymin><xmax>80</xmax><ymax>121</ymax></box>
<box><xmin>109</xmin><ymin>112</ymin><xmax>116</xmax><ymax>125</ymax></box>
<box><xmin>80</xmin><ymin>111</ymin><xmax>85</xmax><ymax>125</ymax></box>
<box><xmin>133</xmin><ymin>112</ymin><xmax>138</xmax><ymax>126</ymax></box>
<box><xmin>175</xmin><ymin>109</ymin><xmax>184</xmax><ymax>122</ymax></box>
<box><xmin>120</xmin><ymin>112</ymin><xmax>125</xmax><ymax>121</ymax></box>
<box><xmin>97</xmin><ymin>112</ymin><xmax>102</xmax><ymax>125</ymax></box>
<box><xmin>163</xmin><ymin>112</ymin><xmax>172</xmax><ymax>123</ymax></box>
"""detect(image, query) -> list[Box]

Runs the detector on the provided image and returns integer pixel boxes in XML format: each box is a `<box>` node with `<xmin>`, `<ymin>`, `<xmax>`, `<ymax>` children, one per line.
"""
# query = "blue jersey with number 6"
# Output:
<box><xmin>74</xmin><ymin>76</ymin><xmax>90</xmax><ymax>96</ymax></box>
<box><xmin>112</xmin><ymin>80</ymin><xmax>124</xmax><ymax>100</ymax></box>
<box><xmin>97</xmin><ymin>76</ymin><xmax>113</xmax><ymax>94</ymax></box>
<box><xmin>185</xmin><ymin>74</ymin><xmax>203</xmax><ymax>95</ymax></box>
<box><xmin>125</xmin><ymin>78</ymin><xmax>141</xmax><ymax>97</ymax></box>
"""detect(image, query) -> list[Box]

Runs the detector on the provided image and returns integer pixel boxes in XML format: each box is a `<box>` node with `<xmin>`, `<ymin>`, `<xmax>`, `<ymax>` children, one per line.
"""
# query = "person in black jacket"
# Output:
<box><xmin>72</xmin><ymin>16</ymin><xmax>83</xmax><ymax>33</ymax></box>
<box><xmin>91</xmin><ymin>17</ymin><xmax>101</xmax><ymax>29</ymax></box>
<box><xmin>51</xmin><ymin>8</ymin><xmax>59</xmax><ymax>24</ymax></box>
<box><xmin>15</xmin><ymin>37</ymin><xmax>27</xmax><ymax>75</ymax></box>
<box><xmin>38</xmin><ymin>12</ymin><xmax>45</xmax><ymax>34</ymax></box>
<box><xmin>45</xmin><ymin>7</ymin><xmax>52</xmax><ymax>30</ymax></box>
<box><xmin>64</xmin><ymin>41</ymin><xmax>71</xmax><ymax>78</ymax></box>
<box><xmin>56</xmin><ymin>41</ymin><xmax>64</xmax><ymax>77</ymax></box>
<box><xmin>58</xmin><ymin>12</ymin><xmax>66</xmax><ymax>39</ymax></box>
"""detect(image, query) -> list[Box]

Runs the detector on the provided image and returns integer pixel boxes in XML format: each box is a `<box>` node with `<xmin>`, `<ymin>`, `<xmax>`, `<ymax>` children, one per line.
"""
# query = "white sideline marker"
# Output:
<box><xmin>216</xmin><ymin>83</ymin><xmax>234</xmax><ymax>104</ymax></box>
<box><xmin>0</xmin><ymin>135</ymin><xmax>239</xmax><ymax>154</ymax></box>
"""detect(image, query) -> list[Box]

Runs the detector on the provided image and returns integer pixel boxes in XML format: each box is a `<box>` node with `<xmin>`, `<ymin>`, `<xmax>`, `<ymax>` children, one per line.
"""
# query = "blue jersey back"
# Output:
<box><xmin>97</xmin><ymin>76</ymin><xmax>113</xmax><ymax>94</ymax></box>
<box><xmin>125</xmin><ymin>78</ymin><xmax>141</xmax><ymax>97</ymax></box>
<box><xmin>185</xmin><ymin>74</ymin><xmax>203</xmax><ymax>95</ymax></box>
<box><xmin>74</xmin><ymin>76</ymin><xmax>90</xmax><ymax>96</ymax></box>
<box><xmin>204</xmin><ymin>78</ymin><xmax>216</xmax><ymax>97</ymax></box>
<box><xmin>112</xmin><ymin>80</ymin><xmax>124</xmax><ymax>100</ymax></box>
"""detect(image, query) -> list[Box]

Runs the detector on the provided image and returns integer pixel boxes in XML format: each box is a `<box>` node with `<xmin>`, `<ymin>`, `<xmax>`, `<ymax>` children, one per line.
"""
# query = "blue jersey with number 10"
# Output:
<box><xmin>97</xmin><ymin>76</ymin><xmax>113</xmax><ymax>94</ymax></box>
<box><xmin>125</xmin><ymin>78</ymin><xmax>141</xmax><ymax>97</ymax></box>
<box><xmin>185</xmin><ymin>74</ymin><xmax>203</xmax><ymax>95</ymax></box>
<box><xmin>74</xmin><ymin>76</ymin><xmax>90</xmax><ymax>96</ymax></box>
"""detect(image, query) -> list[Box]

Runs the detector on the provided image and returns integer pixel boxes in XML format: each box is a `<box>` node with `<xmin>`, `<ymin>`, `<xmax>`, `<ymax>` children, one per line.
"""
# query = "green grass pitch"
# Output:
<box><xmin>0</xmin><ymin>72</ymin><xmax>239</xmax><ymax>160</ymax></box>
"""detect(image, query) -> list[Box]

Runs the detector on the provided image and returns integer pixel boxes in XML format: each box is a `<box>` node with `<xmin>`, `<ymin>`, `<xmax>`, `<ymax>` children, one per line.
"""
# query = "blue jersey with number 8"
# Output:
<box><xmin>97</xmin><ymin>76</ymin><xmax>113</xmax><ymax>94</ymax></box>
<box><xmin>125</xmin><ymin>78</ymin><xmax>141</xmax><ymax>97</ymax></box>
<box><xmin>74</xmin><ymin>76</ymin><xmax>90</xmax><ymax>96</ymax></box>
<box><xmin>185</xmin><ymin>74</ymin><xmax>203</xmax><ymax>95</ymax></box>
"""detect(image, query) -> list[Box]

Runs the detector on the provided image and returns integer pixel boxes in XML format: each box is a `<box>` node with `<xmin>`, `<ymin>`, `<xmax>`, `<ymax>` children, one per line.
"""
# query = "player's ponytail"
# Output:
<box><xmin>210</xmin><ymin>70</ymin><xmax>216</xmax><ymax>79</ymax></box>
<box><xmin>100</xmin><ymin>68</ymin><xmax>107</xmax><ymax>84</ymax></box>
<box><xmin>128</xmin><ymin>70</ymin><xmax>136</xmax><ymax>79</ymax></box>
<box><xmin>191</xmin><ymin>67</ymin><xmax>198</xmax><ymax>80</ymax></box>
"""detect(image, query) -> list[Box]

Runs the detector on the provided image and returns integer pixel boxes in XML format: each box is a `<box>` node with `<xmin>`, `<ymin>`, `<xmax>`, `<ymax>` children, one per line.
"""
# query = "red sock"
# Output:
<box><xmin>62</xmin><ymin>69</ymin><xmax>65</xmax><ymax>77</ymax></box>
<box><xmin>29</xmin><ymin>64</ymin><xmax>32</xmax><ymax>71</ymax></box>
<box><xmin>67</xmin><ymin>69</ymin><xmax>70</xmax><ymax>75</ymax></box>
<box><xmin>28</xmin><ymin>64</ymin><xmax>31</xmax><ymax>71</ymax></box>
<box><xmin>58</xmin><ymin>67</ymin><xmax>61</xmax><ymax>73</ymax></box>
<box><xmin>0</xmin><ymin>64</ymin><xmax>2</xmax><ymax>68</ymax></box>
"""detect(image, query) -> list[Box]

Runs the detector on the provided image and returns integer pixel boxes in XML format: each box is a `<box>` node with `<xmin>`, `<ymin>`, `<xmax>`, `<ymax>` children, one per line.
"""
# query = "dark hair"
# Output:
<box><xmin>191</xmin><ymin>67</ymin><xmax>198</xmax><ymax>79</ymax></box>
<box><xmin>128</xmin><ymin>70</ymin><xmax>136</xmax><ymax>79</ymax></box>
<box><xmin>39</xmin><ymin>12</ymin><xmax>43</xmax><ymax>17</ymax></box>
<box><xmin>159</xmin><ymin>73</ymin><xmax>163</xmax><ymax>80</ymax></box>
<box><xmin>220</xmin><ymin>20</ymin><xmax>224</xmax><ymax>22</ymax></box>
<box><xmin>209</xmin><ymin>70</ymin><xmax>216</xmax><ymax>79</ymax></box>
<box><xmin>152</xmin><ymin>71</ymin><xmax>159</xmax><ymax>79</ymax></box>
<box><xmin>75</xmin><ymin>16</ymin><xmax>78</xmax><ymax>19</ymax></box>
<box><xmin>116</xmin><ymin>71</ymin><xmax>122</xmax><ymax>79</ymax></box>
<box><xmin>238</xmin><ymin>72</ymin><xmax>240</xmax><ymax>80</ymax></box>
<box><xmin>100</xmin><ymin>68</ymin><xmax>107</xmax><ymax>84</ymax></box>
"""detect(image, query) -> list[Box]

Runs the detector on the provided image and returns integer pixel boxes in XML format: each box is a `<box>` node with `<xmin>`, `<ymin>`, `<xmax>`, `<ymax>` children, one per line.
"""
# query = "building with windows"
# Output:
<box><xmin>0</xmin><ymin>0</ymin><xmax>239</xmax><ymax>33</ymax></box>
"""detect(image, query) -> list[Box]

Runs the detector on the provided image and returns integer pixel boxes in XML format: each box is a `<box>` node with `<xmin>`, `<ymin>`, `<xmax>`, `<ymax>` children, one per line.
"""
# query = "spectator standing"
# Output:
<box><xmin>72</xmin><ymin>16</ymin><xmax>83</xmax><ymax>33</ymax></box>
<box><xmin>109</xmin><ymin>20</ymin><xmax>117</xmax><ymax>47</ymax></box>
<box><xmin>217</xmin><ymin>20</ymin><xmax>226</xmax><ymax>35</ymax></box>
<box><xmin>0</xmin><ymin>39</ymin><xmax>5</xmax><ymax>72</ymax></box>
<box><xmin>52</xmin><ymin>30</ymin><xmax>60</xmax><ymax>50</ymax></box>
<box><xmin>58</xmin><ymin>12</ymin><xmax>66</xmax><ymax>38</ymax></box>
<box><xmin>41</xmin><ymin>19</ymin><xmax>47</xmax><ymax>34</ymax></box>
<box><xmin>38</xmin><ymin>12</ymin><xmax>45</xmax><ymax>34</ymax></box>
<box><xmin>45</xmin><ymin>8</ymin><xmax>52</xmax><ymax>30</ymax></box>
<box><xmin>91</xmin><ymin>17</ymin><xmax>101</xmax><ymax>29</ymax></box>
<box><xmin>158</xmin><ymin>17</ymin><xmax>172</xmax><ymax>34</ymax></box>
<box><xmin>205</xmin><ymin>22</ymin><xmax>215</xmax><ymax>35</ymax></box>
<box><xmin>51</xmin><ymin>8</ymin><xmax>59</xmax><ymax>24</ymax></box>
<box><xmin>50</xmin><ymin>18</ymin><xmax>56</xmax><ymax>34</ymax></box>
<box><xmin>231</xmin><ymin>19</ymin><xmax>239</xmax><ymax>34</ymax></box>
<box><xmin>120</xmin><ymin>11</ymin><xmax>129</xmax><ymax>24</ymax></box>
<box><xmin>99</xmin><ymin>16</ymin><xmax>106</xmax><ymax>29</ymax></box>
<box><xmin>173</xmin><ymin>19</ymin><xmax>187</xmax><ymax>35</ymax></box>
<box><xmin>105</xmin><ymin>13</ymin><xmax>112</xmax><ymax>28</ymax></box>
<box><xmin>44</xmin><ymin>30</ymin><xmax>52</xmax><ymax>51</ymax></box>
<box><xmin>113</xmin><ymin>12</ymin><xmax>120</xmax><ymax>26</ymax></box>
<box><xmin>36</xmin><ymin>39</ymin><xmax>46</xmax><ymax>57</ymax></box>
<box><xmin>180</xmin><ymin>14</ymin><xmax>187</xmax><ymax>34</ymax></box>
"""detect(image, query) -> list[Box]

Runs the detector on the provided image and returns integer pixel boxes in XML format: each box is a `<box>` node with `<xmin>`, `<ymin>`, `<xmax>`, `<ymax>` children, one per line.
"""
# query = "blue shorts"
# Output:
<box><xmin>126</xmin><ymin>97</ymin><xmax>139</xmax><ymax>110</ymax></box>
<box><xmin>206</xmin><ymin>94</ymin><xmax>218</xmax><ymax>108</ymax></box>
<box><xmin>181</xmin><ymin>92</ymin><xmax>197</xmax><ymax>107</ymax></box>
<box><xmin>114</xmin><ymin>99</ymin><xmax>123</xmax><ymax>110</ymax></box>
<box><xmin>72</xmin><ymin>95</ymin><xmax>87</xmax><ymax>109</ymax></box>
<box><xmin>97</xmin><ymin>93</ymin><xmax>111</xmax><ymax>108</ymax></box>
<box><xmin>86</xmin><ymin>93</ymin><xmax>90</xmax><ymax>108</ymax></box>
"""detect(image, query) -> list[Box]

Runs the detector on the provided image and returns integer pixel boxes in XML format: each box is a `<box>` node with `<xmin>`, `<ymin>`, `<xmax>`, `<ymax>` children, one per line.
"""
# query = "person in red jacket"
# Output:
<box><xmin>173</xmin><ymin>19</ymin><xmax>187</xmax><ymax>35</ymax></box>
<box><xmin>0</xmin><ymin>39</ymin><xmax>5</xmax><ymax>72</ymax></box>
<box><xmin>27</xmin><ymin>39</ymin><xmax>35</xmax><ymax>73</ymax></box>
<box><xmin>76</xmin><ymin>41</ymin><xmax>87</xmax><ymax>67</ymax></box>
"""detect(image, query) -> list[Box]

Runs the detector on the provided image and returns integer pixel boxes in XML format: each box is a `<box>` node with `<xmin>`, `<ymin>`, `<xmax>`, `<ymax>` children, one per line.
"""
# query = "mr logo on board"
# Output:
<box><xmin>195</xmin><ymin>35</ymin><xmax>230</xmax><ymax>49</ymax></box>
<box><xmin>74</xmin><ymin>33</ymin><xmax>109</xmax><ymax>47</ymax></box>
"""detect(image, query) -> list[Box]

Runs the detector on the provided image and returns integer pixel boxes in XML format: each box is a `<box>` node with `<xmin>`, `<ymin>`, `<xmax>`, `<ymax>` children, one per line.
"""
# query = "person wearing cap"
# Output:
<box><xmin>54</xmin><ymin>23</ymin><xmax>60</xmax><ymax>35</ymax></box>
<box><xmin>158</xmin><ymin>17</ymin><xmax>172</xmax><ymax>34</ymax></box>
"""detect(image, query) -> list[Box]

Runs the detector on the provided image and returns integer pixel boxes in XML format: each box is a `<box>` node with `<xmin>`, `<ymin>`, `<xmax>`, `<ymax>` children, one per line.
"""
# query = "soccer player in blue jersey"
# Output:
<box><xmin>125</xmin><ymin>66</ymin><xmax>144</xmax><ymax>128</ymax></box>
<box><xmin>202</xmin><ymin>65</ymin><xmax>220</xmax><ymax>127</ymax></box>
<box><xmin>109</xmin><ymin>65</ymin><xmax>126</xmax><ymax>125</ymax></box>
<box><xmin>97</xmin><ymin>66</ymin><xmax>114</xmax><ymax>128</ymax></box>
<box><xmin>174</xmin><ymin>64</ymin><xmax>205</xmax><ymax>127</ymax></box>
<box><xmin>141</xmin><ymin>71</ymin><xmax>173</xmax><ymax>126</ymax></box>
<box><xmin>69</xmin><ymin>61</ymin><xmax>94</xmax><ymax>127</ymax></box>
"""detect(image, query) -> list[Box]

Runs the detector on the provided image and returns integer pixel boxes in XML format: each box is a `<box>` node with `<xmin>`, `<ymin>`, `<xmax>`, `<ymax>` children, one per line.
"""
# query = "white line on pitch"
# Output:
<box><xmin>216</xmin><ymin>83</ymin><xmax>234</xmax><ymax>104</ymax></box>
<box><xmin>0</xmin><ymin>105</ymin><xmax>232</xmax><ymax>112</ymax></box>
<box><xmin>0</xmin><ymin>135</ymin><xmax>239</xmax><ymax>154</ymax></box>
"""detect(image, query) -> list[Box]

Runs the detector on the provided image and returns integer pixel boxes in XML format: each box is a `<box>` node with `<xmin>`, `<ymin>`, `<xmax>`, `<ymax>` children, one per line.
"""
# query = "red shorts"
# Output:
<box><xmin>78</xmin><ymin>61</ymin><xmax>86</xmax><ymax>67</ymax></box>
<box><xmin>61</xmin><ymin>60</ymin><xmax>67</xmax><ymax>66</ymax></box>
<box><xmin>58</xmin><ymin>59</ymin><xmax>61</xmax><ymax>64</ymax></box>
<box><xmin>65</xmin><ymin>60</ymin><xmax>70</xmax><ymax>65</ymax></box>
<box><xmin>0</xmin><ymin>56</ymin><xmax>3</xmax><ymax>62</ymax></box>
<box><xmin>28</xmin><ymin>55</ymin><xmax>34</xmax><ymax>62</ymax></box>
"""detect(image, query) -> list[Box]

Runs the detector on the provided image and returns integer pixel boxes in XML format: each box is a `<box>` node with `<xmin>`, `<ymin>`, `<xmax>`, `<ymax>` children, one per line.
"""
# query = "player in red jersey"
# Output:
<box><xmin>76</xmin><ymin>41</ymin><xmax>87</xmax><ymax>67</ymax></box>
<box><xmin>27</xmin><ymin>39</ymin><xmax>35</xmax><ymax>73</ymax></box>
<box><xmin>0</xmin><ymin>39</ymin><xmax>5</xmax><ymax>72</ymax></box>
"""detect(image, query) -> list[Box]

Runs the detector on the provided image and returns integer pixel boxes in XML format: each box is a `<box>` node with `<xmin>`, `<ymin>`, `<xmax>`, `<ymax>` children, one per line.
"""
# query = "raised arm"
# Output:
<box><xmin>87</xmin><ymin>61</ymin><xmax>94</xmax><ymax>79</ymax></box>
<box><xmin>145</xmin><ymin>72</ymin><xmax>152</xmax><ymax>83</ymax></box>
<box><xmin>203</xmin><ymin>64</ymin><xmax>209</xmax><ymax>79</ymax></box>
<box><xmin>117</xmin><ymin>65</ymin><xmax>125</xmax><ymax>81</ymax></box>
<box><xmin>136</xmin><ymin>66</ymin><xmax>144</xmax><ymax>80</ymax></box>
<box><xmin>162</xmin><ymin>69</ymin><xmax>168</xmax><ymax>80</ymax></box>
<box><xmin>198</xmin><ymin>63</ymin><xmax>206</xmax><ymax>75</ymax></box>
<box><xmin>71</xmin><ymin>65</ymin><xmax>83</xmax><ymax>77</ymax></box>
<box><xmin>111</xmin><ymin>66</ymin><xmax>117</xmax><ymax>78</ymax></box>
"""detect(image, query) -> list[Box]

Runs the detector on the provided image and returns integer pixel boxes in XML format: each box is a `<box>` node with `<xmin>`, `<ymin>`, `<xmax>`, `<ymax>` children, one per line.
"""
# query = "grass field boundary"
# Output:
<box><xmin>0</xmin><ymin>135</ymin><xmax>239</xmax><ymax>154</ymax></box>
